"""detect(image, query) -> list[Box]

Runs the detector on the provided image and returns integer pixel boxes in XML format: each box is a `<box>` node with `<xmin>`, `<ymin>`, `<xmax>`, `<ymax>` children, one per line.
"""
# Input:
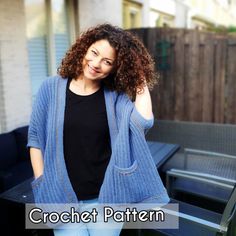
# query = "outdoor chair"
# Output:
<box><xmin>147</xmin><ymin>120</ymin><xmax>236</xmax><ymax>156</ymax></box>
<box><xmin>140</xmin><ymin>183</ymin><xmax>236</xmax><ymax>236</ymax></box>
<box><xmin>166</xmin><ymin>149</ymin><xmax>236</xmax><ymax>206</ymax></box>
<box><xmin>147</xmin><ymin>120</ymin><xmax>236</xmax><ymax>210</ymax></box>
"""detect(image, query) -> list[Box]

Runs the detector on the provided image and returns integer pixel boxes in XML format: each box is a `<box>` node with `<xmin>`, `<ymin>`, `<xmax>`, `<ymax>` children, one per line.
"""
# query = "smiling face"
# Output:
<box><xmin>81</xmin><ymin>39</ymin><xmax>116</xmax><ymax>81</ymax></box>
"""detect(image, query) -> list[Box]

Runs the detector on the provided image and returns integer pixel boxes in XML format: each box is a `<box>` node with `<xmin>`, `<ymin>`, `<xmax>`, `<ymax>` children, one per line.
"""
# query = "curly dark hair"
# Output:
<box><xmin>58</xmin><ymin>23</ymin><xmax>157</xmax><ymax>98</ymax></box>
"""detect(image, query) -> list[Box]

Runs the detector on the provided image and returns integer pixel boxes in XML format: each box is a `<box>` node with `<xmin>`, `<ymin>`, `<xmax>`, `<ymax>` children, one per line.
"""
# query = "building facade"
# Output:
<box><xmin>123</xmin><ymin>0</ymin><xmax>236</xmax><ymax>29</ymax></box>
<box><xmin>0</xmin><ymin>0</ymin><xmax>122</xmax><ymax>133</ymax></box>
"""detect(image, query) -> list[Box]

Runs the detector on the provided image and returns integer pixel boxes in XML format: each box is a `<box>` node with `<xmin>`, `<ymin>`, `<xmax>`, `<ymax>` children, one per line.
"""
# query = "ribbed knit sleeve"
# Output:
<box><xmin>27</xmin><ymin>79</ymin><xmax>49</xmax><ymax>151</ymax></box>
<box><xmin>117</xmin><ymin>93</ymin><xmax>154</xmax><ymax>134</ymax></box>
<box><xmin>130</xmin><ymin>105</ymin><xmax>154</xmax><ymax>134</ymax></box>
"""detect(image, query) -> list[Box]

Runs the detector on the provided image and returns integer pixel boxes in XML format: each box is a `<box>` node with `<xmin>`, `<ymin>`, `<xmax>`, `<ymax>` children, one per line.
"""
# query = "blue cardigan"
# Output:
<box><xmin>27</xmin><ymin>76</ymin><xmax>170</xmax><ymax>204</ymax></box>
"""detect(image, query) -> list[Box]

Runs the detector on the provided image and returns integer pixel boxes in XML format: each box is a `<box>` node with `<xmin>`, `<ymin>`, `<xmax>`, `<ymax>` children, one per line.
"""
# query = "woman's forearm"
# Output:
<box><xmin>134</xmin><ymin>84</ymin><xmax>153</xmax><ymax>120</ymax></box>
<box><xmin>30</xmin><ymin>147</ymin><xmax>44</xmax><ymax>178</ymax></box>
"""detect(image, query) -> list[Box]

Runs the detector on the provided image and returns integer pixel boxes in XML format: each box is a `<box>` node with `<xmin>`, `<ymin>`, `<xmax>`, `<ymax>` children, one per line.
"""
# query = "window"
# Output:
<box><xmin>123</xmin><ymin>0</ymin><xmax>142</xmax><ymax>29</ymax></box>
<box><xmin>25</xmin><ymin>0</ymin><xmax>48</xmax><ymax>98</ymax></box>
<box><xmin>25</xmin><ymin>0</ymin><xmax>75</xmax><ymax>98</ymax></box>
<box><xmin>52</xmin><ymin>0</ymin><xmax>70</xmax><ymax>68</ymax></box>
<box><xmin>130</xmin><ymin>10</ymin><xmax>138</xmax><ymax>28</ymax></box>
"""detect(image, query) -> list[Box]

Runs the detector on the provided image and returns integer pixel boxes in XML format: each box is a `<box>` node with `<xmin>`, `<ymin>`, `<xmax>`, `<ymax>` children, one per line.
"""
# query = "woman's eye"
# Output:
<box><xmin>104</xmin><ymin>60</ymin><xmax>112</xmax><ymax>66</ymax></box>
<box><xmin>91</xmin><ymin>50</ymin><xmax>97</xmax><ymax>55</ymax></box>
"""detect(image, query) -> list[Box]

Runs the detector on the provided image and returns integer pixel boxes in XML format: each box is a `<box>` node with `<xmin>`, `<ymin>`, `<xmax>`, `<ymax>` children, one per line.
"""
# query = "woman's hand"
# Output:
<box><xmin>134</xmin><ymin>82</ymin><xmax>153</xmax><ymax>120</ymax></box>
<box><xmin>30</xmin><ymin>147</ymin><xmax>44</xmax><ymax>179</ymax></box>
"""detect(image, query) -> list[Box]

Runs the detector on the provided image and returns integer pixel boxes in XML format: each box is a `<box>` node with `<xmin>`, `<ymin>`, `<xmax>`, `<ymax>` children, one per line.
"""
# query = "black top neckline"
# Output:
<box><xmin>67</xmin><ymin>79</ymin><xmax>103</xmax><ymax>98</ymax></box>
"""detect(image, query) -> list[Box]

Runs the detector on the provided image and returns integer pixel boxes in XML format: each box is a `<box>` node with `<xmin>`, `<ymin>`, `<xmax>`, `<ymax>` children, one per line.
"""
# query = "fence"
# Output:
<box><xmin>129</xmin><ymin>28</ymin><xmax>236</xmax><ymax>124</ymax></box>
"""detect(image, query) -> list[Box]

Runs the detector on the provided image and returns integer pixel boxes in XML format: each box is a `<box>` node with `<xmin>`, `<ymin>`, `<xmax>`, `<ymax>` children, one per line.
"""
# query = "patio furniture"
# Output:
<box><xmin>166</xmin><ymin>168</ymin><xmax>235</xmax><ymax>205</ymax></box>
<box><xmin>147</xmin><ymin>119</ymin><xmax>236</xmax><ymax>157</ymax></box>
<box><xmin>147</xmin><ymin>141</ymin><xmax>180</xmax><ymax>169</ymax></box>
<box><xmin>0</xmin><ymin>126</ymin><xmax>33</xmax><ymax>193</ymax></box>
<box><xmin>140</xmin><ymin>183</ymin><xmax>236</xmax><ymax>236</ymax></box>
<box><xmin>166</xmin><ymin>149</ymin><xmax>236</xmax><ymax>206</ymax></box>
<box><xmin>147</xmin><ymin>120</ymin><xmax>236</xmax><ymax>209</ymax></box>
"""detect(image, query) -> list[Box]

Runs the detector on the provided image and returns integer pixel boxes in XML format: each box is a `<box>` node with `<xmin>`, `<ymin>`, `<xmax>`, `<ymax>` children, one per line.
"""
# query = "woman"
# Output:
<box><xmin>27</xmin><ymin>23</ymin><xmax>170</xmax><ymax>236</ymax></box>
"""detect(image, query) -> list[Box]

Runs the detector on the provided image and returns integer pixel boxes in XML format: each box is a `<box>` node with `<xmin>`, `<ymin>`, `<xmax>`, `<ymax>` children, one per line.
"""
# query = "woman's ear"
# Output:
<box><xmin>109</xmin><ymin>65</ymin><xmax>118</xmax><ymax>81</ymax></box>
<box><xmin>110</xmin><ymin>62</ymin><xmax>118</xmax><ymax>74</ymax></box>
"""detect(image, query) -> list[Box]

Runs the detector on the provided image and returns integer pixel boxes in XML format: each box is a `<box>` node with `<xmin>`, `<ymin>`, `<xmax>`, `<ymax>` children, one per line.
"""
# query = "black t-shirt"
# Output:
<box><xmin>63</xmin><ymin>79</ymin><xmax>111</xmax><ymax>200</ymax></box>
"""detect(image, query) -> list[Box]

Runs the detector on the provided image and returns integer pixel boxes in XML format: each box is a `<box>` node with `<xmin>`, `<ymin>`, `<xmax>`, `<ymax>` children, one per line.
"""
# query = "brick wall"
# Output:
<box><xmin>0</xmin><ymin>0</ymin><xmax>32</xmax><ymax>133</ymax></box>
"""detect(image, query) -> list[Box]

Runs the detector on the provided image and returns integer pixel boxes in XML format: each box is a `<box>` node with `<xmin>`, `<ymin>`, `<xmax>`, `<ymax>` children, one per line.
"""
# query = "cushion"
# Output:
<box><xmin>0</xmin><ymin>160</ymin><xmax>33</xmax><ymax>193</ymax></box>
<box><xmin>13</xmin><ymin>126</ymin><xmax>30</xmax><ymax>162</ymax></box>
<box><xmin>0</xmin><ymin>132</ymin><xmax>18</xmax><ymax>170</ymax></box>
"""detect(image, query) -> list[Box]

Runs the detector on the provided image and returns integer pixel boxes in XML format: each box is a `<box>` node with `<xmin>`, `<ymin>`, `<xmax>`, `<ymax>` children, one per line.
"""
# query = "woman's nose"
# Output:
<box><xmin>92</xmin><ymin>57</ymin><xmax>101</xmax><ymax>68</ymax></box>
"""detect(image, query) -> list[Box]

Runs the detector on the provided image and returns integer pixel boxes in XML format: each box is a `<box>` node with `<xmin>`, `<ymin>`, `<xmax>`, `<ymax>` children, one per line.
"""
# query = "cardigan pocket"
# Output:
<box><xmin>31</xmin><ymin>174</ymin><xmax>44</xmax><ymax>203</ymax></box>
<box><xmin>31</xmin><ymin>174</ymin><xmax>44</xmax><ymax>189</ymax></box>
<box><xmin>112</xmin><ymin>161</ymin><xmax>149</xmax><ymax>203</ymax></box>
<box><xmin>113</xmin><ymin>160</ymin><xmax>138</xmax><ymax>174</ymax></box>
